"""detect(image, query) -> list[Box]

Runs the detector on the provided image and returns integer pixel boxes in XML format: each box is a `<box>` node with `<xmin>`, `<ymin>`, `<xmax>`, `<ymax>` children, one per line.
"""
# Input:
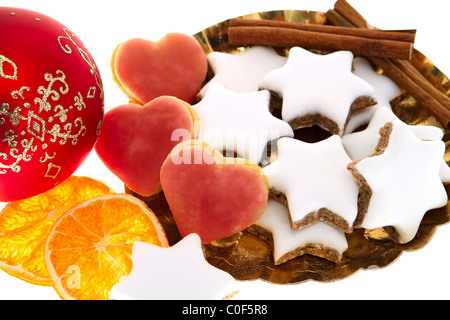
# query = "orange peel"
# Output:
<box><xmin>0</xmin><ymin>176</ymin><xmax>114</xmax><ymax>285</ymax></box>
<box><xmin>44</xmin><ymin>193</ymin><xmax>169</xmax><ymax>300</ymax></box>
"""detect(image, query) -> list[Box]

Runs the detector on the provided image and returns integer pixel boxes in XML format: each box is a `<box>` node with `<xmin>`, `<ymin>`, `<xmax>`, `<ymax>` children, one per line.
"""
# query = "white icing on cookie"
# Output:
<box><xmin>410</xmin><ymin>124</ymin><xmax>444</xmax><ymax>141</ymax></box>
<box><xmin>345</xmin><ymin>57</ymin><xmax>402</xmax><ymax>133</ymax></box>
<box><xmin>254</xmin><ymin>200</ymin><xmax>348</xmax><ymax>264</ymax></box>
<box><xmin>343</xmin><ymin>106</ymin><xmax>406</xmax><ymax>161</ymax></box>
<box><xmin>342</xmin><ymin>106</ymin><xmax>450</xmax><ymax>183</ymax></box>
<box><xmin>109</xmin><ymin>234</ymin><xmax>237</xmax><ymax>300</ymax></box>
<box><xmin>259</xmin><ymin>47</ymin><xmax>374</xmax><ymax>135</ymax></box>
<box><xmin>193</xmin><ymin>83</ymin><xmax>294</xmax><ymax>164</ymax></box>
<box><xmin>440</xmin><ymin>162</ymin><xmax>450</xmax><ymax>184</ymax></box>
<box><xmin>351</xmin><ymin>122</ymin><xmax>448</xmax><ymax>243</ymax></box>
<box><xmin>410</xmin><ymin>123</ymin><xmax>450</xmax><ymax>184</ymax></box>
<box><xmin>262</xmin><ymin>136</ymin><xmax>359</xmax><ymax>232</ymax></box>
<box><xmin>199</xmin><ymin>46</ymin><xmax>287</xmax><ymax>96</ymax></box>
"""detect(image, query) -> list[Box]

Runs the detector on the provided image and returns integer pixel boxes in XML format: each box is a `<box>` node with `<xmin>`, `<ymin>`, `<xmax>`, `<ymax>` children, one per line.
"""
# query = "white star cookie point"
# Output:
<box><xmin>200</xmin><ymin>45</ymin><xmax>287</xmax><ymax>96</ymax></box>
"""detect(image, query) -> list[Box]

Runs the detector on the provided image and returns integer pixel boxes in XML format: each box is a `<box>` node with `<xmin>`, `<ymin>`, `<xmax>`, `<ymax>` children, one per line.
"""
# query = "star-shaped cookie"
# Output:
<box><xmin>348</xmin><ymin>121</ymin><xmax>448</xmax><ymax>243</ymax></box>
<box><xmin>345</xmin><ymin>57</ymin><xmax>402</xmax><ymax>133</ymax></box>
<box><xmin>199</xmin><ymin>45</ymin><xmax>287</xmax><ymax>96</ymax></box>
<box><xmin>193</xmin><ymin>83</ymin><xmax>294</xmax><ymax>164</ymax></box>
<box><xmin>342</xmin><ymin>106</ymin><xmax>450</xmax><ymax>183</ymax></box>
<box><xmin>251</xmin><ymin>200</ymin><xmax>348</xmax><ymax>265</ymax></box>
<box><xmin>259</xmin><ymin>47</ymin><xmax>375</xmax><ymax>135</ymax></box>
<box><xmin>262</xmin><ymin>136</ymin><xmax>359</xmax><ymax>233</ymax></box>
<box><xmin>109</xmin><ymin>233</ymin><xmax>237</xmax><ymax>300</ymax></box>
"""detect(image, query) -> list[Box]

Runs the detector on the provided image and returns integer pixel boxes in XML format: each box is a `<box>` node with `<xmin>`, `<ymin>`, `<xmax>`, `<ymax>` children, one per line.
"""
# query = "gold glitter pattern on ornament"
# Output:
<box><xmin>44</xmin><ymin>162</ymin><xmax>61</xmax><ymax>179</ymax></box>
<box><xmin>39</xmin><ymin>151</ymin><xmax>56</xmax><ymax>163</ymax></box>
<box><xmin>96</xmin><ymin>120</ymin><xmax>103</xmax><ymax>136</ymax></box>
<box><xmin>11</xmin><ymin>86</ymin><xmax>30</xmax><ymax>102</ymax></box>
<box><xmin>87</xmin><ymin>87</ymin><xmax>96</xmax><ymax>98</ymax></box>
<box><xmin>0</xmin><ymin>69</ymin><xmax>89</xmax><ymax>176</ymax></box>
<box><xmin>57</xmin><ymin>28</ymin><xmax>104</xmax><ymax>100</ymax></box>
<box><xmin>34</xmin><ymin>70</ymin><xmax>68</xmax><ymax>113</ymax></box>
<box><xmin>27</xmin><ymin>112</ymin><xmax>46</xmax><ymax>141</ymax></box>
<box><xmin>0</xmin><ymin>54</ymin><xmax>17</xmax><ymax>80</ymax></box>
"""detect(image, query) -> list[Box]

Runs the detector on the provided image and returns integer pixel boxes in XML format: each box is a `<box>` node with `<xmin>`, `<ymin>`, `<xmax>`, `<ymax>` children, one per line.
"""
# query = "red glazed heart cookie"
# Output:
<box><xmin>160</xmin><ymin>140</ymin><xmax>269</xmax><ymax>244</ymax></box>
<box><xmin>95</xmin><ymin>96</ymin><xmax>198</xmax><ymax>197</ymax></box>
<box><xmin>112</xmin><ymin>33</ymin><xmax>207</xmax><ymax>104</ymax></box>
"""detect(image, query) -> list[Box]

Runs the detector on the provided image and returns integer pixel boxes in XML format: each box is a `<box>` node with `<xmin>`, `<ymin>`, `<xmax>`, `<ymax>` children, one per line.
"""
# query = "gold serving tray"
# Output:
<box><xmin>131</xmin><ymin>10</ymin><xmax>450</xmax><ymax>285</ymax></box>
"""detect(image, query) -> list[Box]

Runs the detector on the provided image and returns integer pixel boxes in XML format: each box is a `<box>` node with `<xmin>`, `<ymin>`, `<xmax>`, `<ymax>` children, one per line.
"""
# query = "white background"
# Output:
<box><xmin>1</xmin><ymin>0</ymin><xmax>450</xmax><ymax>300</ymax></box>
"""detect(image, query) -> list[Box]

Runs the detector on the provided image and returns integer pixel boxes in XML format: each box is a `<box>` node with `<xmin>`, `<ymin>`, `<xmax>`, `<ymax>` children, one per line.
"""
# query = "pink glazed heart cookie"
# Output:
<box><xmin>112</xmin><ymin>33</ymin><xmax>207</xmax><ymax>104</ymax></box>
<box><xmin>95</xmin><ymin>96</ymin><xmax>198</xmax><ymax>197</ymax></box>
<box><xmin>160</xmin><ymin>140</ymin><xmax>269</xmax><ymax>244</ymax></box>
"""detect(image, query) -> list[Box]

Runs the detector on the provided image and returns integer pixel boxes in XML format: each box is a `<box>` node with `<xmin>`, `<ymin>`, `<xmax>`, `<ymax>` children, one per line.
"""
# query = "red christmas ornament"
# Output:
<box><xmin>0</xmin><ymin>7</ymin><xmax>104</xmax><ymax>202</ymax></box>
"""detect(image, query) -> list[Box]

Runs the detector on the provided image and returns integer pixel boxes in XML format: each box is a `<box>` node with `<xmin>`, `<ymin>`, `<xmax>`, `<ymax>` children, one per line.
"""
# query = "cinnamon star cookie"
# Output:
<box><xmin>194</xmin><ymin>83</ymin><xmax>293</xmax><ymax>164</ymax></box>
<box><xmin>250</xmin><ymin>200</ymin><xmax>348</xmax><ymax>264</ymax></box>
<box><xmin>259</xmin><ymin>47</ymin><xmax>376</xmax><ymax>135</ymax></box>
<box><xmin>342</xmin><ymin>106</ymin><xmax>450</xmax><ymax>183</ymax></box>
<box><xmin>348</xmin><ymin>120</ymin><xmax>448</xmax><ymax>243</ymax></box>
<box><xmin>109</xmin><ymin>234</ymin><xmax>236</xmax><ymax>300</ymax></box>
<box><xmin>262</xmin><ymin>136</ymin><xmax>359</xmax><ymax>232</ymax></box>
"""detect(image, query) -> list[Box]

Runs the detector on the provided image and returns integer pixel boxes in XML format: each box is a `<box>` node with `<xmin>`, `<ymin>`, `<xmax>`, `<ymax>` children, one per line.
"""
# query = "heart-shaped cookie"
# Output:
<box><xmin>95</xmin><ymin>96</ymin><xmax>198</xmax><ymax>197</ymax></box>
<box><xmin>160</xmin><ymin>140</ymin><xmax>269</xmax><ymax>244</ymax></box>
<box><xmin>112</xmin><ymin>33</ymin><xmax>207</xmax><ymax>104</ymax></box>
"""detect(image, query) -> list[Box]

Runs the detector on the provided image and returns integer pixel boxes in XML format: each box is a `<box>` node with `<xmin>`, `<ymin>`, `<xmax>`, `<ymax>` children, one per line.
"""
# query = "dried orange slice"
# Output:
<box><xmin>0</xmin><ymin>176</ymin><xmax>114</xmax><ymax>285</ymax></box>
<box><xmin>44</xmin><ymin>193</ymin><xmax>169</xmax><ymax>300</ymax></box>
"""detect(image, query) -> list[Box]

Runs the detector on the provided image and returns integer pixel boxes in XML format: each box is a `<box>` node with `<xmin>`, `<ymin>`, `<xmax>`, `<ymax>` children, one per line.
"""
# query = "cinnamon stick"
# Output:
<box><xmin>230</xmin><ymin>18</ymin><xmax>416</xmax><ymax>43</ymax></box>
<box><xmin>228</xmin><ymin>25</ymin><xmax>412</xmax><ymax>60</ymax></box>
<box><xmin>325</xmin><ymin>9</ymin><xmax>362</xmax><ymax>28</ymax></box>
<box><xmin>329</xmin><ymin>0</ymin><xmax>450</xmax><ymax>127</ymax></box>
<box><xmin>333</xmin><ymin>0</ymin><xmax>369</xmax><ymax>28</ymax></box>
<box><xmin>392</xmin><ymin>59</ymin><xmax>450</xmax><ymax>112</ymax></box>
<box><xmin>370</xmin><ymin>57</ymin><xmax>450</xmax><ymax>126</ymax></box>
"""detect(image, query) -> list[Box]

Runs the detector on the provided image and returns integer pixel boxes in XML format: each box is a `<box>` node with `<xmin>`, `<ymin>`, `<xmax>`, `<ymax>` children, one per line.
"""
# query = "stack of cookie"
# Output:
<box><xmin>194</xmin><ymin>44</ymin><xmax>449</xmax><ymax>266</ymax></box>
